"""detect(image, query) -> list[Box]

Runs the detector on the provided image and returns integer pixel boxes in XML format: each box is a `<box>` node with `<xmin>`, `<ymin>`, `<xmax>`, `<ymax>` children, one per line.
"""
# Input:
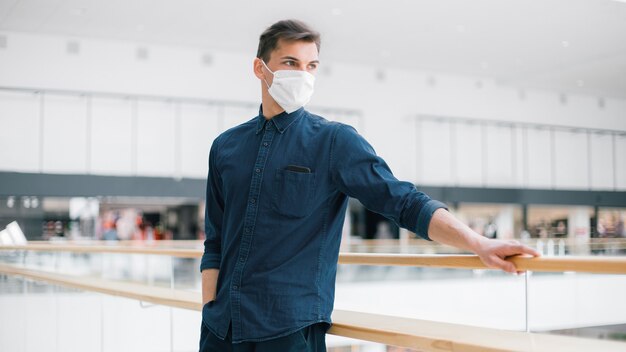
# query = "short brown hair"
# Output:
<box><xmin>256</xmin><ymin>19</ymin><xmax>321</xmax><ymax>62</ymax></box>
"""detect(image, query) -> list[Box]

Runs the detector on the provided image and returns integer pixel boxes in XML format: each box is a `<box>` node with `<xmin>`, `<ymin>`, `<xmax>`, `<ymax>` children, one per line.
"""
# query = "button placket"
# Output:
<box><xmin>230</xmin><ymin>124</ymin><xmax>275</xmax><ymax>340</ymax></box>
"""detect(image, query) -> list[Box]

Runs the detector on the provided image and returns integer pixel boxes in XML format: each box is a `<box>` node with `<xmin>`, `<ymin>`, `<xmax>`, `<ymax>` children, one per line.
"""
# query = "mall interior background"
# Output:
<box><xmin>0</xmin><ymin>0</ymin><xmax>625</xmax><ymax>351</ymax></box>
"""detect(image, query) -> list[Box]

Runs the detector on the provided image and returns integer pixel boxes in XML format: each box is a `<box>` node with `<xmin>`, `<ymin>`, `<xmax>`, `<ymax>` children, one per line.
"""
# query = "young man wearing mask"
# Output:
<box><xmin>199</xmin><ymin>19</ymin><xmax>540</xmax><ymax>352</ymax></box>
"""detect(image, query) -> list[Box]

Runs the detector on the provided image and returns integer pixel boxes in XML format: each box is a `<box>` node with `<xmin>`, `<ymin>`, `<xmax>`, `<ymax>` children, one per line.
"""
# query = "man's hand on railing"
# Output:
<box><xmin>474</xmin><ymin>238</ymin><xmax>541</xmax><ymax>274</ymax></box>
<box><xmin>428</xmin><ymin>208</ymin><xmax>541</xmax><ymax>274</ymax></box>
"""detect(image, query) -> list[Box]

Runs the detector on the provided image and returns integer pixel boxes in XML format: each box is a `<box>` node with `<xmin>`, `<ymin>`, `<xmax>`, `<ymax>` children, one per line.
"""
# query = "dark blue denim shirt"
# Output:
<box><xmin>201</xmin><ymin>105</ymin><xmax>447</xmax><ymax>343</ymax></box>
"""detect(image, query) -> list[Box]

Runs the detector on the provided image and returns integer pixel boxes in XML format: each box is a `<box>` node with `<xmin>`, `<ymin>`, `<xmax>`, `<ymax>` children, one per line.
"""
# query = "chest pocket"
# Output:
<box><xmin>272</xmin><ymin>168</ymin><xmax>316</xmax><ymax>218</ymax></box>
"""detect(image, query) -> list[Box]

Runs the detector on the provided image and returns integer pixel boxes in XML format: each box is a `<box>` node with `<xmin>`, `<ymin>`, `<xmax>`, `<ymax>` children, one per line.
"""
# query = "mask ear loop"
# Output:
<box><xmin>260</xmin><ymin>59</ymin><xmax>274</xmax><ymax>89</ymax></box>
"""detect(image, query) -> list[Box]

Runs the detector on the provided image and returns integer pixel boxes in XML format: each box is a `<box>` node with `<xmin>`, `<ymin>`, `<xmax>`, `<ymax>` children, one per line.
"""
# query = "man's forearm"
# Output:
<box><xmin>427</xmin><ymin>208</ymin><xmax>540</xmax><ymax>273</ymax></box>
<box><xmin>201</xmin><ymin>268</ymin><xmax>219</xmax><ymax>305</ymax></box>
<box><xmin>427</xmin><ymin>208</ymin><xmax>486</xmax><ymax>252</ymax></box>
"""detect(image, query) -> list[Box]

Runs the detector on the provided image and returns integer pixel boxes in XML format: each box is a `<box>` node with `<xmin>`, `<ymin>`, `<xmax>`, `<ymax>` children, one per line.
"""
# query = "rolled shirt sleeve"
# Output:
<box><xmin>200</xmin><ymin>137</ymin><xmax>225</xmax><ymax>272</ymax></box>
<box><xmin>330</xmin><ymin>124</ymin><xmax>448</xmax><ymax>240</ymax></box>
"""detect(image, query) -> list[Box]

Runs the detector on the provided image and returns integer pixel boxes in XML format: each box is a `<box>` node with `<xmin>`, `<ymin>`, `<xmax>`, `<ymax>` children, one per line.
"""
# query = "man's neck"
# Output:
<box><xmin>261</xmin><ymin>93</ymin><xmax>284</xmax><ymax>120</ymax></box>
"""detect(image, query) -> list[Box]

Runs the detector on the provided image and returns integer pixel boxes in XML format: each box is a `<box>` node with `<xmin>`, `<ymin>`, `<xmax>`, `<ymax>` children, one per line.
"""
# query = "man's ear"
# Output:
<box><xmin>253</xmin><ymin>58</ymin><xmax>265</xmax><ymax>80</ymax></box>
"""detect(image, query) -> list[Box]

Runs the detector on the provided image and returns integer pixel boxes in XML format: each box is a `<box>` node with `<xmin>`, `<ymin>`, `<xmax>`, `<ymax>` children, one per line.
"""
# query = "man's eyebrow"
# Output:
<box><xmin>280</xmin><ymin>56</ymin><xmax>320</xmax><ymax>64</ymax></box>
<box><xmin>280</xmin><ymin>56</ymin><xmax>300</xmax><ymax>61</ymax></box>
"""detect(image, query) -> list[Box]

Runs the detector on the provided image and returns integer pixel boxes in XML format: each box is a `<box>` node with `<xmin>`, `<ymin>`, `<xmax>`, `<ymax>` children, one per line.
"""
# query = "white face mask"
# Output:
<box><xmin>261</xmin><ymin>60</ymin><xmax>315</xmax><ymax>114</ymax></box>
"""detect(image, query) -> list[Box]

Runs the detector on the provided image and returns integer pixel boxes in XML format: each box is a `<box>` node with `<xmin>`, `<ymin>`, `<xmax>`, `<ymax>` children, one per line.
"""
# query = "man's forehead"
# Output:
<box><xmin>270</xmin><ymin>39</ymin><xmax>318</xmax><ymax>61</ymax></box>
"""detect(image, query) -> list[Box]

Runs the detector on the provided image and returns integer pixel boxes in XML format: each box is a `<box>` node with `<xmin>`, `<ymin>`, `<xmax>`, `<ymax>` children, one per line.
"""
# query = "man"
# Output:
<box><xmin>199</xmin><ymin>19</ymin><xmax>540</xmax><ymax>351</ymax></box>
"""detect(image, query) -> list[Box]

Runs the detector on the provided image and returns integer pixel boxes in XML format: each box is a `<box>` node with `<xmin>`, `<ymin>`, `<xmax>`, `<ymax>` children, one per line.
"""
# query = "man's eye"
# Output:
<box><xmin>284</xmin><ymin>61</ymin><xmax>295</xmax><ymax>66</ymax></box>
<box><xmin>308</xmin><ymin>64</ymin><xmax>318</xmax><ymax>70</ymax></box>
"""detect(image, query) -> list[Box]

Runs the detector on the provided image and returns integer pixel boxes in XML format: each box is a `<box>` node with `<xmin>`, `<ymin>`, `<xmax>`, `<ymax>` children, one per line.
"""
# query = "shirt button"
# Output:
<box><xmin>233</xmin><ymin>285</ymin><xmax>238</xmax><ymax>290</ymax></box>
<box><xmin>255</xmin><ymin>168</ymin><xmax>261</xmax><ymax>173</ymax></box>
<box><xmin>263</xmin><ymin>142</ymin><xmax>268</xmax><ymax>147</ymax></box>
<box><xmin>245</xmin><ymin>228</ymin><xmax>250</xmax><ymax>233</ymax></box>
<box><xmin>250</xmin><ymin>198</ymin><xmax>256</xmax><ymax>204</ymax></box>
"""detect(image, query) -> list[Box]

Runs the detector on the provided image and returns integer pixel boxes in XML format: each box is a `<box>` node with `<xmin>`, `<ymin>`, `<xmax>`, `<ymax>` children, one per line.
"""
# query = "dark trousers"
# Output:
<box><xmin>199</xmin><ymin>321</ymin><xmax>328</xmax><ymax>352</ymax></box>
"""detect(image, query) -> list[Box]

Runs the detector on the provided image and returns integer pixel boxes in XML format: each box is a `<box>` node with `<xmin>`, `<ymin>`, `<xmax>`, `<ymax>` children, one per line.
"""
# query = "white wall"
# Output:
<box><xmin>334</xmin><ymin>273</ymin><xmax>626</xmax><ymax>332</ymax></box>
<box><xmin>0</xmin><ymin>31</ymin><xmax>624</xmax><ymax>189</ymax></box>
<box><xmin>0</xmin><ymin>292</ymin><xmax>194</xmax><ymax>352</ymax></box>
<box><xmin>90</xmin><ymin>97</ymin><xmax>134</xmax><ymax>175</ymax></box>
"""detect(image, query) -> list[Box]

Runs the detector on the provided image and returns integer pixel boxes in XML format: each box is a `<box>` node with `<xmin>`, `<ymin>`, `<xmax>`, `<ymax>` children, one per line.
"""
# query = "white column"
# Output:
<box><xmin>568</xmin><ymin>207</ymin><xmax>591</xmax><ymax>240</ymax></box>
<box><xmin>568</xmin><ymin>206</ymin><xmax>591</xmax><ymax>255</ymax></box>
<box><xmin>495</xmin><ymin>206</ymin><xmax>515</xmax><ymax>240</ymax></box>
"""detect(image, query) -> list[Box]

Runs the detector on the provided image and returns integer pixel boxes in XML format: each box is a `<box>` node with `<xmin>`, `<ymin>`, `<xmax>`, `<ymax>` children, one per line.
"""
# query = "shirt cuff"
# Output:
<box><xmin>416</xmin><ymin>199</ymin><xmax>449</xmax><ymax>241</ymax></box>
<box><xmin>199</xmin><ymin>253</ymin><xmax>221</xmax><ymax>272</ymax></box>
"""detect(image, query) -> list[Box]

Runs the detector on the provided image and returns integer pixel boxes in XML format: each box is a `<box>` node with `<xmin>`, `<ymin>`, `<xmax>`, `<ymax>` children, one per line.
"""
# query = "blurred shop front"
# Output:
<box><xmin>0</xmin><ymin>195</ymin><xmax>204</xmax><ymax>242</ymax></box>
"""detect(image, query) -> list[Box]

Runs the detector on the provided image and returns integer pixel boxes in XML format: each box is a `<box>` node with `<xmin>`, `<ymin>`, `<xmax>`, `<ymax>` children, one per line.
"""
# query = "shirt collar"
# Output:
<box><xmin>255</xmin><ymin>104</ymin><xmax>305</xmax><ymax>135</ymax></box>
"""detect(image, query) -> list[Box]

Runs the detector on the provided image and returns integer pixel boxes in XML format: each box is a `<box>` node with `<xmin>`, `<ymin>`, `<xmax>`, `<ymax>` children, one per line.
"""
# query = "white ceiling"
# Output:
<box><xmin>1</xmin><ymin>0</ymin><xmax>625</xmax><ymax>98</ymax></box>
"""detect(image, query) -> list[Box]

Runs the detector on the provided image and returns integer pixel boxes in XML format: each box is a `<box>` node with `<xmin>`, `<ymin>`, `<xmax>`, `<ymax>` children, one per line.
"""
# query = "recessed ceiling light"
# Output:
<box><xmin>70</xmin><ymin>8</ymin><xmax>87</xmax><ymax>16</ymax></box>
<box><xmin>576</xmin><ymin>79</ymin><xmax>584</xmax><ymax>87</ymax></box>
<box><xmin>201</xmin><ymin>53</ymin><xmax>213</xmax><ymax>66</ymax></box>
<box><xmin>136</xmin><ymin>47</ymin><xmax>149</xmax><ymax>60</ymax></box>
<box><xmin>66</xmin><ymin>40</ymin><xmax>80</xmax><ymax>55</ymax></box>
<box><xmin>375</xmin><ymin>69</ymin><xmax>385</xmax><ymax>82</ymax></box>
<box><xmin>561</xmin><ymin>40</ymin><xmax>570</xmax><ymax>48</ymax></box>
<box><xmin>480</xmin><ymin>62</ymin><xmax>489</xmax><ymax>70</ymax></box>
<box><xmin>331</xmin><ymin>8</ymin><xmax>342</xmax><ymax>16</ymax></box>
<box><xmin>456</xmin><ymin>25</ymin><xmax>466</xmax><ymax>33</ymax></box>
<box><xmin>136</xmin><ymin>24</ymin><xmax>145</xmax><ymax>32</ymax></box>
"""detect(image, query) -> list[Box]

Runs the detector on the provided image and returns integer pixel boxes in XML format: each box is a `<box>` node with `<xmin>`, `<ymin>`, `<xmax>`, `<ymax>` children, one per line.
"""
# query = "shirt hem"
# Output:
<box><xmin>228</xmin><ymin>319</ymin><xmax>333</xmax><ymax>344</ymax></box>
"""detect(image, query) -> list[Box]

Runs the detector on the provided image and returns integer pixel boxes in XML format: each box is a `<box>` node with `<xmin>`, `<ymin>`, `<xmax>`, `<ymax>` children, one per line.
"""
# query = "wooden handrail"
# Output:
<box><xmin>20</xmin><ymin>238</ymin><xmax>626</xmax><ymax>252</ymax></box>
<box><xmin>28</xmin><ymin>240</ymin><xmax>204</xmax><ymax>247</ymax></box>
<box><xmin>15</xmin><ymin>238</ymin><xmax>626</xmax><ymax>253</ymax></box>
<box><xmin>2</xmin><ymin>243</ymin><xmax>626</xmax><ymax>274</ymax></box>
<box><xmin>1</xmin><ymin>263</ymin><xmax>624</xmax><ymax>352</ymax></box>
<box><xmin>330</xmin><ymin>310</ymin><xmax>626</xmax><ymax>352</ymax></box>
<box><xmin>0</xmin><ymin>243</ymin><xmax>202</xmax><ymax>258</ymax></box>
<box><xmin>339</xmin><ymin>253</ymin><xmax>626</xmax><ymax>274</ymax></box>
<box><xmin>0</xmin><ymin>263</ymin><xmax>200</xmax><ymax>310</ymax></box>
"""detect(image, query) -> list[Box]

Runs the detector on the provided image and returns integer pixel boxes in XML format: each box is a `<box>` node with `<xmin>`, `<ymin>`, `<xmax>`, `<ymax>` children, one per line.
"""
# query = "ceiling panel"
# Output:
<box><xmin>0</xmin><ymin>0</ymin><xmax>624</xmax><ymax>97</ymax></box>
<box><xmin>0</xmin><ymin>0</ymin><xmax>63</xmax><ymax>31</ymax></box>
